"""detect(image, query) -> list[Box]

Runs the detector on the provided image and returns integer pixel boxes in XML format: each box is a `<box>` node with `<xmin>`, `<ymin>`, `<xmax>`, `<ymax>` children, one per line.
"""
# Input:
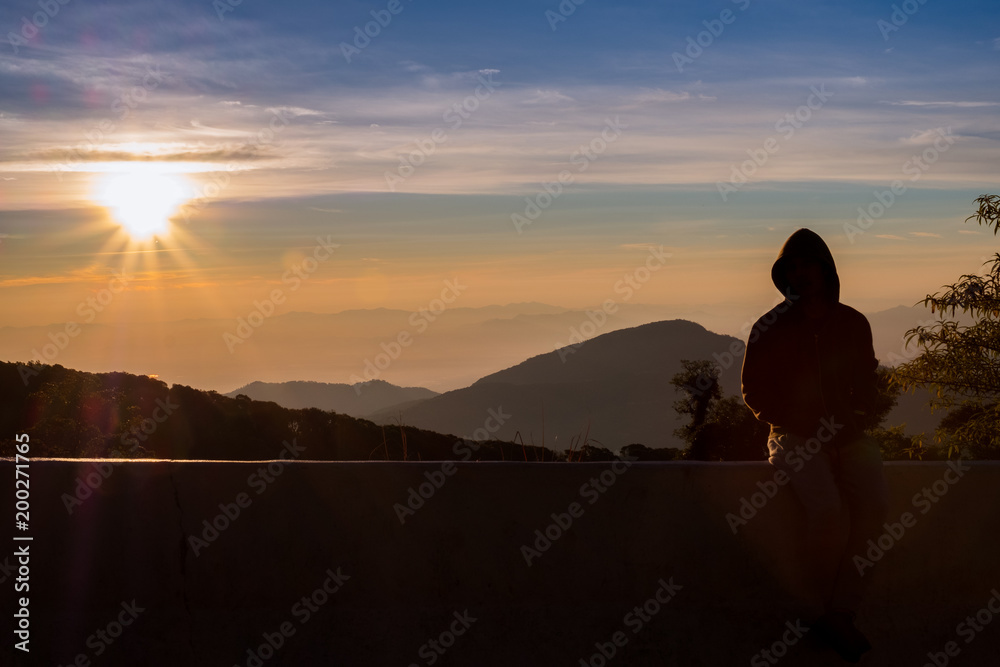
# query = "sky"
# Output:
<box><xmin>0</xmin><ymin>0</ymin><xmax>998</xmax><ymax>388</ymax></box>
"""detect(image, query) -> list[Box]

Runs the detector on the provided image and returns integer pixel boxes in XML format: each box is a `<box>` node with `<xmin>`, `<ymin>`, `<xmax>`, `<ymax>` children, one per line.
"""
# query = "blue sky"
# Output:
<box><xmin>0</xmin><ymin>0</ymin><xmax>998</xmax><ymax>330</ymax></box>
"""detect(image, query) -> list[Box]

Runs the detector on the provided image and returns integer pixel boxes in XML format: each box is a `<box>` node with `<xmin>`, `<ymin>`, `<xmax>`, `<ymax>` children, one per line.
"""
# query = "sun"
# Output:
<box><xmin>97</xmin><ymin>171</ymin><xmax>189</xmax><ymax>240</ymax></box>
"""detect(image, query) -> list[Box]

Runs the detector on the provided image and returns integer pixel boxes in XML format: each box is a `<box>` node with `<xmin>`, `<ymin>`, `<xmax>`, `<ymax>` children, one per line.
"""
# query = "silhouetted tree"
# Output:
<box><xmin>670</xmin><ymin>360</ymin><xmax>767</xmax><ymax>460</ymax></box>
<box><xmin>860</xmin><ymin>366</ymin><xmax>903</xmax><ymax>433</ymax></box>
<box><xmin>692</xmin><ymin>395</ymin><xmax>770</xmax><ymax>461</ymax></box>
<box><xmin>568</xmin><ymin>444</ymin><xmax>618</xmax><ymax>461</ymax></box>
<box><xmin>893</xmin><ymin>195</ymin><xmax>1000</xmax><ymax>457</ymax></box>
<box><xmin>620</xmin><ymin>443</ymin><xmax>683</xmax><ymax>461</ymax></box>
<box><xmin>671</xmin><ymin>362</ymin><xmax>901</xmax><ymax>461</ymax></box>
<box><xmin>0</xmin><ymin>361</ymin><xmax>551</xmax><ymax>461</ymax></box>
<box><xmin>670</xmin><ymin>360</ymin><xmax>721</xmax><ymax>457</ymax></box>
<box><xmin>868</xmin><ymin>424</ymin><xmax>948</xmax><ymax>461</ymax></box>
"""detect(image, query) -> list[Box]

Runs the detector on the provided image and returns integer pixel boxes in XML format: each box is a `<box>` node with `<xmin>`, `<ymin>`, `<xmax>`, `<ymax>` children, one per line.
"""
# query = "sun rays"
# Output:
<box><xmin>95</xmin><ymin>170</ymin><xmax>190</xmax><ymax>241</ymax></box>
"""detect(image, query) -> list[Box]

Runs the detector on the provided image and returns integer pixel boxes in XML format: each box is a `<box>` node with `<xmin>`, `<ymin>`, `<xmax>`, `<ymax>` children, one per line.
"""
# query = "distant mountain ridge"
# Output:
<box><xmin>225</xmin><ymin>379</ymin><xmax>438</xmax><ymax>417</ymax></box>
<box><xmin>1</xmin><ymin>300</ymin><xmax>933</xmax><ymax>395</ymax></box>
<box><xmin>0</xmin><ymin>362</ymin><xmax>544</xmax><ymax>461</ymax></box>
<box><xmin>0</xmin><ymin>312</ymin><xmax>949</xmax><ymax>459</ymax></box>
<box><xmin>226</xmin><ymin>315</ymin><xmax>945</xmax><ymax>450</ymax></box>
<box><xmin>369</xmin><ymin>319</ymin><xmax>745</xmax><ymax>450</ymax></box>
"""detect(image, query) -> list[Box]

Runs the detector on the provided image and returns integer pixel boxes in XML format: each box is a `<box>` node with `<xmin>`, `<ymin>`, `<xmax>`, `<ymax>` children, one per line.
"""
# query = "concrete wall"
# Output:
<box><xmin>2</xmin><ymin>459</ymin><xmax>999</xmax><ymax>666</ymax></box>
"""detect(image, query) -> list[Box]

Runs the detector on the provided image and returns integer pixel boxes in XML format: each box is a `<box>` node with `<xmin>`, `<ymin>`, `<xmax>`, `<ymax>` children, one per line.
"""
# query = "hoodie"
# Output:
<box><xmin>741</xmin><ymin>229</ymin><xmax>879</xmax><ymax>442</ymax></box>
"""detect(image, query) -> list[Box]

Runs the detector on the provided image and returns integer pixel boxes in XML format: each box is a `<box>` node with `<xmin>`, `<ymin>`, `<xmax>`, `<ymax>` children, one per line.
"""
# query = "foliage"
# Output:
<box><xmin>868</xmin><ymin>424</ymin><xmax>949</xmax><ymax>461</ymax></box>
<box><xmin>691</xmin><ymin>395</ymin><xmax>771</xmax><ymax>461</ymax></box>
<box><xmin>670</xmin><ymin>360</ymin><xmax>769</xmax><ymax>461</ymax></box>
<box><xmin>935</xmin><ymin>402</ymin><xmax>1000</xmax><ymax>459</ymax></box>
<box><xmin>893</xmin><ymin>195</ymin><xmax>1000</xmax><ymax>456</ymax></box>
<box><xmin>0</xmin><ymin>361</ymin><xmax>546</xmax><ymax>461</ymax></box>
<box><xmin>567</xmin><ymin>444</ymin><xmax>618</xmax><ymax>461</ymax></box>
<box><xmin>620</xmin><ymin>443</ymin><xmax>684</xmax><ymax>461</ymax></box>
<box><xmin>670</xmin><ymin>360</ymin><xmax>722</xmax><ymax>447</ymax></box>
<box><xmin>858</xmin><ymin>366</ymin><xmax>902</xmax><ymax>434</ymax></box>
<box><xmin>671</xmin><ymin>361</ymin><xmax>902</xmax><ymax>461</ymax></box>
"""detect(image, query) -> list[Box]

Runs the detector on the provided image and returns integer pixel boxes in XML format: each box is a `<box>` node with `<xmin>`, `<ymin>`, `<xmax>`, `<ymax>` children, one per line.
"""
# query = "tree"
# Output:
<box><xmin>858</xmin><ymin>366</ymin><xmax>902</xmax><ymax>433</ymax></box>
<box><xmin>670</xmin><ymin>360</ymin><xmax>721</xmax><ymax>447</ymax></box>
<box><xmin>692</xmin><ymin>395</ymin><xmax>770</xmax><ymax>461</ymax></box>
<box><xmin>893</xmin><ymin>195</ymin><xmax>1000</xmax><ymax>457</ymax></box>
<box><xmin>671</xmin><ymin>360</ymin><xmax>902</xmax><ymax>461</ymax></box>
<box><xmin>620</xmin><ymin>443</ymin><xmax>684</xmax><ymax>461</ymax></box>
<box><xmin>670</xmin><ymin>359</ymin><xmax>768</xmax><ymax>460</ymax></box>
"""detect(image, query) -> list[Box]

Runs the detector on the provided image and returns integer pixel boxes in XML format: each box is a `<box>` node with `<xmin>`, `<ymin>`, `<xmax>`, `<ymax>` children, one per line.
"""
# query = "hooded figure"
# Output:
<box><xmin>741</xmin><ymin>228</ymin><xmax>879</xmax><ymax>443</ymax></box>
<box><xmin>740</xmin><ymin>228</ymin><xmax>888</xmax><ymax>663</ymax></box>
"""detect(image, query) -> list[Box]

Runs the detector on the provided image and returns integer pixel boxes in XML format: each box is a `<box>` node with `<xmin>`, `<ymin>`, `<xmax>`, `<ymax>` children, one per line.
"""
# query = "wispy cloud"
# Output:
<box><xmin>0</xmin><ymin>0</ymin><xmax>997</xmax><ymax>204</ymax></box>
<box><xmin>11</xmin><ymin>144</ymin><xmax>272</xmax><ymax>164</ymax></box>
<box><xmin>900</xmin><ymin>128</ymin><xmax>955</xmax><ymax>145</ymax></box>
<box><xmin>631</xmin><ymin>89</ymin><xmax>696</xmax><ymax>104</ymax></box>
<box><xmin>886</xmin><ymin>100</ymin><xmax>1000</xmax><ymax>107</ymax></box>
<box><xmin>521</xmin><ymin>89</ymin><xmax>576</xmax><ymax>106</ymax></box>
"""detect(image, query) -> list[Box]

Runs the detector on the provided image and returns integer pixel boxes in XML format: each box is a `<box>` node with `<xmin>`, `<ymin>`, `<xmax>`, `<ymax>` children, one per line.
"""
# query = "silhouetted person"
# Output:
<box><xmin>741</xmin><ymin>228</ymin><xmax>889</xmax><ymax>663</ymax></box>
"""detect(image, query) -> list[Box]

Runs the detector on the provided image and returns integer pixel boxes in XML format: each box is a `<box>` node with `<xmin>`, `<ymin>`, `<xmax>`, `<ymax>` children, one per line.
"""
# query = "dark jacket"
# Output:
<box><xmin>741</xmin><ymin>229</ymin><xmax>879</xmax><ymax>443</ymax></box>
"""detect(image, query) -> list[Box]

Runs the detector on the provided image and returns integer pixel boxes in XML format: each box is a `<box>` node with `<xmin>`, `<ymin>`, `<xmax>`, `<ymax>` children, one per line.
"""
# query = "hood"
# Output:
<box><xmin>771</xmin><ymin>228</ymin><xmax>840</xmax><ymax>303</ymax></box>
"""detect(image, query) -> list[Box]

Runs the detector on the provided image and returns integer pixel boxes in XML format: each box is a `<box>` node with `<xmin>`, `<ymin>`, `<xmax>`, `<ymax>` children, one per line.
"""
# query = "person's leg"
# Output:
<box><xmin>766</xmin><ymin>432</ymin><xmax>844</xmax><ymax>614</ymax></box>
<box><xmin>829</xmin><ymin>434</ymin><xmax>890</xmax><ymax>615</ymax></box>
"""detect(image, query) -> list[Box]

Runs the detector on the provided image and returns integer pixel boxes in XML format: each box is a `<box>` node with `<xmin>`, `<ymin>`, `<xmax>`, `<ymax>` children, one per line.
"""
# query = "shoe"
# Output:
<box><xmin>813</xmin><ymin>610</ymin><xmax>872</xmax><ymax>663</ymax></box>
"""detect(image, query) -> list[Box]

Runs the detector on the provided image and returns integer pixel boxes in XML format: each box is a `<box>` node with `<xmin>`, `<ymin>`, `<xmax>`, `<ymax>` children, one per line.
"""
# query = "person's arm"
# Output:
<box><xmin>851</xmin><ymin>314</ymin><xmax>880</xmax><ymax>418</ymax></box>
<box><xmin>741</xmin><ymin>318</ymin><xmax>791</xmax><ymax>429</ymax></box>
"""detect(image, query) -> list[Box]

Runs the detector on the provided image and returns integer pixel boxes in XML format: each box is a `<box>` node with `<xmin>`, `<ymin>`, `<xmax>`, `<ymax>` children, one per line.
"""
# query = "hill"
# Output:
<box><xmin>225</xmin><ymin>379</ymin><xmax>437</xmax><ymax>417</ymax></box>
<box><xmin>0</xmin><ymin>361</ymin><xmax>551</xmax><ymax>461</ymax></box>
<box><xmin>369</xmin><ymin>319</ymin><xmax>745</xmax><ymax>451</ymax></box>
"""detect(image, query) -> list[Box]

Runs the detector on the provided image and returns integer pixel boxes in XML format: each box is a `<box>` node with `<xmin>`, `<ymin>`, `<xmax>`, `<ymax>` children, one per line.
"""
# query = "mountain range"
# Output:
<box><xmin>1</xmin><ymin>302</ymin><xmax>948</xmax><ymax>395</ymax></box>
<box><xmin>228</xmin><ymin>318</ymin><xmax>947</xmax><ymax>451</ymax></box>
<box><xmin>226</xmin><ymin>379</ymin><xmax>437</xmax><ymax>416</ymax></box>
